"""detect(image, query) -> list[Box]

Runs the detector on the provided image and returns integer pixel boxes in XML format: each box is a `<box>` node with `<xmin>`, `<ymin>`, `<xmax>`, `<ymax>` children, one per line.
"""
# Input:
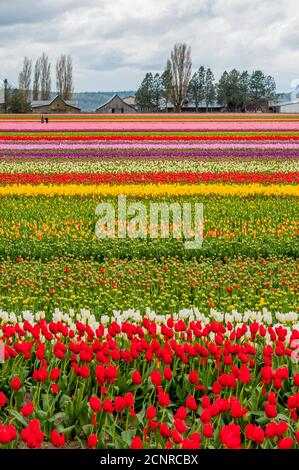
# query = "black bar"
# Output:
<box><xmin>0</xmin><ymin>450</ymin><xmax>297</xmax><ymax>468</ymax></box>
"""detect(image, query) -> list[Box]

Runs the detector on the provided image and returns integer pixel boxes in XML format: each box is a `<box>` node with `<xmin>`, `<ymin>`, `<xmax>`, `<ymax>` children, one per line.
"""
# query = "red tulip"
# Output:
<box><xmin>50</xmin><ymin>429</ymin><xmax>65</xmax><ymax>448</ymax></box>
<box><xmin>11</xmin><ymin>377</ymin><xmax>21</xmax><ymax>391</ymax></box>
<box><xmin>87</xmin><ymin>433</ymin><xmax>98</xmax><ymax>449</ymax></box>
<box><xmin>131</xmin><ymin>436</ymin><xmax>143</xmax><ymax>449</ymax></box>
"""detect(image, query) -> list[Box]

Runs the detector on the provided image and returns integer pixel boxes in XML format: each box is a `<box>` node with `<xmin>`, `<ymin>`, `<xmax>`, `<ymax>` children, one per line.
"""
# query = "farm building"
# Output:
<box><xmin>269</xmin><ymin>85</ymin><xmax>299</xmax><ymax>113</ymax></box>
<box><xmin>31</xmin><ymin>95</ymin><xmax>81</xmax><ymax>113</ymax></box>
<box><xmin>0</xmin><ymin>79</ymin><xmax>5</xmax><ymax>112</ymax></box>
<box><xmin>122</xmin><ymin>96</ymin><xmax>136</xmax><ymax>107</ymax></box>
<box><xmin>271</xmin><ymin>100</ymin><xmax>299</xmax><ymax>113</ymax></box>
<box><xmin>166</xmin><ymin>99</ymin><xmax>224</xmax><ymax>112</ymax></box>
<box><xmin>96</xmin><ymin>94</ymin><xmax>136</xmax><ymax>114</ymax></box>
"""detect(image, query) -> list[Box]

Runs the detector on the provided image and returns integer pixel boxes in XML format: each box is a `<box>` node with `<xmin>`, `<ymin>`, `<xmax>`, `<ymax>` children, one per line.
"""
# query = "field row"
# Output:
<box><xmin>5</xmin><ymin>132</ymin><xmax>299</xmax><ymax>141</ymax></box>
<box><xmin>0</xmin><ymin>314</ymin><xmax>298</xmax><ymax>448</ymax></box>
<box><xmin>6</xmin><ymin>122</ymin><xmax>299</xmax><ymax>131</ymax></box>
<box><xmin>0</xmin><ymin>256</ymin><xmax>297</xmax><ymax>315</ymax></box>
<box><xmin>2</xmin><ymin>112</ymin><xmax>299</xmax><ymax>121</ymax></box>
<box><xmin>0</xmin><ymin>159</ymin><xmax>297</xmax><ymax>174</ymax></box>
<box><xmin>0</xmin><ymin>195</ymin><xmax>297</xmax><ymax>259</ymax></box>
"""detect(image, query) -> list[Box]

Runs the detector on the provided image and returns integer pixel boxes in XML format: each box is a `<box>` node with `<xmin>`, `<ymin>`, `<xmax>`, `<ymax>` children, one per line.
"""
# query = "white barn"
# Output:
<box><xmin>0</xmin><ymin>79</ymin><xmax>5</xmax><ymax>110</ymax></box>
<box><xmin>276</xmin><ymin>100</ymin><xmax>299</xmax><ymax>113</ymax></box>
<box><xmin>96</xmin><ymin>94</ymin><xmax>137</xmax><ymax>114</ymax></box>
<box><xmin>273</xmin><ymin>85</ymin><xmax>299</xmax><ymax>113</ymax></box>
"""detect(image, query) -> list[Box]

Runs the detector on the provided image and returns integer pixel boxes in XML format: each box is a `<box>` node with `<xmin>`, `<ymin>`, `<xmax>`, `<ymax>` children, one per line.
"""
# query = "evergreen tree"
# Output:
<box><xmin>204</xmin><ymin>68</ymin><xmax>216</xmax><ymax>112</ymax></box>
<box><xmin>217</xmin><ymin>69</ymin><xmax>249</xmax><ymax>111</ymax></box>
<box><xmin>249</xmin><ymin>70</ymin><xmax>276</xmax><ymax>111</ymax></box>
<box><xmin>135</xmin><ymin>72</ymin><xmax>154</xmax><ymax>111</ymax></box>
<box><xmin>239</xmin><ymin>71</ymin><xmax>250</xmax><ymax>110</ymax></box>
<box><xmin>7</xmin><ymin>88</ymin><xmax>31</xmax><ymax>113</ymax></box>
<box><xmin>151</xmin><ymin>73</ymin><xmax>163</xmax><ymax>111</ymax></box>
<box><xmin>161</xmin><ymin>69</ymin><xmax>172</xmax><ymax>111</ymax></box>
<box><xmin>188</xmin><ymin>66</ymin><xmax>205</xmax><ymax>111</ymax></box>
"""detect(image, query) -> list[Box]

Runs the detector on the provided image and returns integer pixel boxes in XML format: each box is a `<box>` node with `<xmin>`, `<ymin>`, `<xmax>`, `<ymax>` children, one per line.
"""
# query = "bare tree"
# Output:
<box><xmin>40</xmin><ymin>53</ymin><xmax>51</xmax><ymax>100</ymax></box>
<box><xmin>56</xmin><ymin>55</ymin><xmax>65</xmax><ymax>97</ymax></box>
<box><xmin>64</xmin><ymin>55</ymin><xmax>73</xmax><ymax>100</ymax></box>
<box><xmin>166</xmin><ymin>43</ymin><xmax>192</xmax><ymax>112</ymax></box>
<box><xmin>18</xmin><ymin>57</ymin><xmax>32</xmax><ymax>101</ymax></box>
<box><xmin>33</xmin><ymin>57</ymin><xmax>41</xmax><ymax>101</ymax></box>
<box><xmin>56</xmin><ymin>54</ymin><xmax>73</xmax><ymax>100</ymax></box>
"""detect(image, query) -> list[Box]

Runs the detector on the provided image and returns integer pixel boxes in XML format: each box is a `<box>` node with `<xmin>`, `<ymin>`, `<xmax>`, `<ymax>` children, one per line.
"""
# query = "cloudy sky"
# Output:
<box><xmin>1</xmin><ymin>0</ymin><xmax>299</xmax><ymax>92</ymax></box>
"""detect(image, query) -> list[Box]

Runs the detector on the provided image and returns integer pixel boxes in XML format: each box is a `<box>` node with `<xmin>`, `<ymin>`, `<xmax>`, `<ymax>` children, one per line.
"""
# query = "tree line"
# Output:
<box><xmin>4</xmin><ymin>53</ymin><xmax>74</xmax><ymax>112</ymax></box>
<box><xmin>2</xmin><ymin>43</ymin><xmax>277</xmax><ymax>113</ymax></box>
<box><xmin>135</xmin><ymin>43</ymin><xmax>276</xmax><ymax>112</ymax></box>
<box><xmin>19</xmin><ymin>53</ymin><xmax>73</xmax><ymax>101</ymax></box>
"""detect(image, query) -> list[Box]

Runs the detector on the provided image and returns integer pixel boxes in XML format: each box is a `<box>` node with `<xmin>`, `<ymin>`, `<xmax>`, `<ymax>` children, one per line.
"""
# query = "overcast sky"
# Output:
<box><xmin>1</xmin><ymin>0</ymin><xmax>299</xmax><ymax>92</ymax></box>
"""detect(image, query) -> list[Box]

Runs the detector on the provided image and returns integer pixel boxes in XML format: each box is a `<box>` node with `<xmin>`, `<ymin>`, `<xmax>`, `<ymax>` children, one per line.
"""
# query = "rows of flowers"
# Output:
<box><xmin>4</xmin><ymin>120</ymin><xmax>299</xmax><ymax>131</ymax></box>
<box><xmin>0</xmin><ymin>159</ymin><xmax>297</xmax><ymax>174</ymax></box>
<box><xmin>0</xmin><ymin>182</ymin><xmax>297</xmax><ymax>197</ymax></box>
<box><xmin>0</xmin><ymin>114</ymin><xmax>298</xmax><ymax>451</ymax></box>
<box><xmin>2</xmin><ymin>112</ymin><xmax>299</xmax><ymax>122</ymax></box>
<box><xmin>2</xmin><ymin>142</ymin><xmax>299</xmax><ymax>148</ymax></box>
<box><xmin>0</xmin><ymin>171</ymin><xmax>298</xmax><ymax>184</ymax></box>
<box><xmin>1</xmin><ymin>151</ymin><xmax>299</xmax><ymax>160</ymax></box>
<box><xmin>0</xmin><ymin>257</ymin><xmax>296</xmax><ymax>316</ymax></box>
<box><xmin>0</xmin><ymin>191</ymin><xmax>297</xmax><ymax>260</ymax></box>
<box><xmin>3</xmin><ymin>132</ymin><xmax>299</xmax><ymax>141</ymax></box>
<box><xmin>0</xmin><ymin>310</ymin><xmax>298</xmax><ymax>449</ymax></box>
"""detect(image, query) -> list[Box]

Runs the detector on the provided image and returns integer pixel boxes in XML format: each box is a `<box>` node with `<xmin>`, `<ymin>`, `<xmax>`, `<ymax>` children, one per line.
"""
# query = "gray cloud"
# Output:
<box><xmin>0</xmin><ymin>0</ymin><xmax>98</xmax><ymax>25</ymax></box>
<box><xmin>0</xmin><ymin>0</ymin><xmax>298</xmax><ymax>91</ymax></box>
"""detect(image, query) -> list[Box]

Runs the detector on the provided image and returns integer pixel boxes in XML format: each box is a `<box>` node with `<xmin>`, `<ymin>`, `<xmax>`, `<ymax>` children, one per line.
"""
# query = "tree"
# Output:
<box><xmin>56</xmin><ymin>55</ymin><xmax>65</xmax><ymax>98</ymax></box>
<box><xmin>135</xmin><ymin>73</ymin><xmax>155</xmax><ymax>111</ymax></box>
<box><xmin>239</xmin><ymin>71</ymin><xmax>250</xmax><ymax>110</ymax></box>
<box><xmin>166</xmin><ymin>43</ymin><xmax>192</xmax><ymax>112</ymax></box>
<box><xmin>18</xmin><ymin>57</ymin><xmax>32</xmax><ymax>101</ymax></box>
<box><xmin>64</xmin><ymin>55</ymin><xmax>73</xmax><ymax>100</ymax></box>
<box><xmin>188</xmin><ymin>66</ymin><xmax>205</xmax><ymax>111</ymax></box>
<box><xmin>151</xmin><ymin>73</ymin><xmax>164</xmax><ymax>111</ymax></box>
<box><xmin>4</xmin><ymin>79</ymin><xmax>8</xmax><ymax>113</ymax></box>
<box><xmin>161</xmin><ymin>69</ymin><xmax>172</xmax><ymax>111</ymax></box>
<box><xmin>249</xmin><ymin>70</ymin><xmax>276</xmax><ymax>112</ymax></box>
<box><xmin>33</xmin><ymin>58</ymin><xmax>42</xmax><ymax>101</ymax></box>
<box><xmin>6</xmin><ymin>87</ymin><xmax>31</xmax><ymax>113</ymax></box>
<box><xmin>204</xmin><ymin>68</ymin><xmax>216</xmax><ymax>112</ymax></box>
<box><xmin>227</xmin><ymin>69</ymin><xmax>241</xmax><ymax>111</ymax></box>
<box><xmin>217</xmin><ymin>69</ymin><xmax>249</xmax><ymax>111</ymax></box>
<box><xmin>40</xmin><ymin>53</ymin><xmax>51</xmax><ymax>100</ymax></box>
<box><xmin>56</xmin><ymin>54</ymin><xmax>73</xmax><ymax>100</ymax></box>
<box><xmin>265</xmin><ymin>75</ymin><xmax>276</xmax><ymax>104</ymax></box>
<box><xmin>217</xmin><ymin>71</ymin><xmax>229</xmax><ymax>109</ymax></box>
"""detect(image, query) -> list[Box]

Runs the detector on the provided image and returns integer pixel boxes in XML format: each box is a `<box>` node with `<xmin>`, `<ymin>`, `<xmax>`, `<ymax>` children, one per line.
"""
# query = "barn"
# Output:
<box><xmin>167</xmin><ymin>99</ymin><xmax>224</xmax><ymax>112</ymax></box>
<box><xmin>274</xmin><ymin>100</ymin><xmax>299</xmax><ymax>113</ymax></box>
<box><xmin>96</xmin><ymin>94</ymin><xmax>136</xmax><ymax>114</ymax></box>
<box><xmin>0</xmin><ymin>79</ymin><xmax>5</xmax><ymax>112</ymax></box>
<box><xmin>31</xmin><ymin>94</ymin><xmax>81</xmax><ymax>113</ymax></box>
<box><xmin>122</xmin><ymin>96</ymin><xmax>136</xmax><ymax>107</ymax></box>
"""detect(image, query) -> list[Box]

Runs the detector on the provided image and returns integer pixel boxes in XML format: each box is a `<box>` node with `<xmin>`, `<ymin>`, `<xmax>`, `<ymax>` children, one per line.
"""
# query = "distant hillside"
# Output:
<box><xmin>61</xmin><ymin>91</ymin><xmax>135</xmax><ymax>112</ymax></box>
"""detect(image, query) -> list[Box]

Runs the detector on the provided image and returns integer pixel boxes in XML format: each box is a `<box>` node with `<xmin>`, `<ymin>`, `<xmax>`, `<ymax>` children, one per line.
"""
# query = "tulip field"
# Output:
<box><xmin>0</xmin><ymin>113</ymin><xmax>298</xmax><ymax>450</ymax></box>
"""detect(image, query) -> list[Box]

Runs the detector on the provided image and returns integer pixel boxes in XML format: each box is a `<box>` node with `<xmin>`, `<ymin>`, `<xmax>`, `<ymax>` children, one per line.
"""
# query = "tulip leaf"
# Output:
<box><xmin>121</xmin><ymin>430</ymin><xmax>134</xmax><ymax>446</ymax></box>
<box><xmin>7</xmin><ymin>409</ymin><xmax>27</xmax><ymax>427</ymax></box>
